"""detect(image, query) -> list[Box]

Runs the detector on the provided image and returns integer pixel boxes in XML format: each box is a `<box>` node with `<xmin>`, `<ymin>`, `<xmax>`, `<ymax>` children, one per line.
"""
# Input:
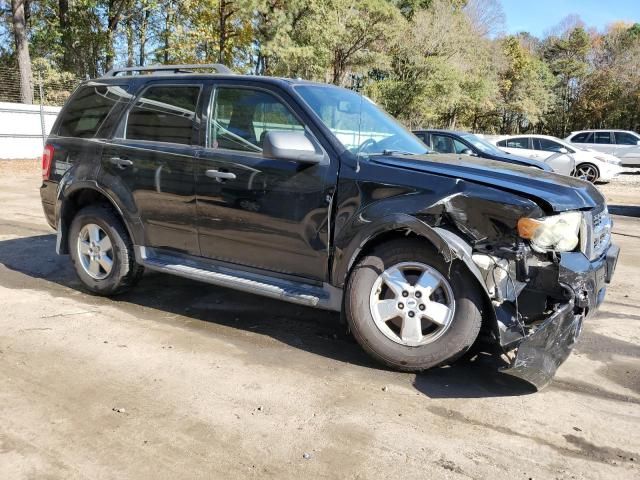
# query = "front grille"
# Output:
<box><xmin>582</xmin><ymin>206</ymin><xmax>612</xmax><ymax>260</ymax></box>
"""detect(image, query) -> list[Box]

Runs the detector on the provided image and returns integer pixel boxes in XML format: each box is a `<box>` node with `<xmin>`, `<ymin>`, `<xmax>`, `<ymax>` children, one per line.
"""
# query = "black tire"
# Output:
<box><xmin>345</xmin><ymin>238</ymin><xmax>483</xmax><ymax>372</ymax></box>
<box><xmin>68</xmin><ymin>205</ymin><xmax>144</xmax><ymax>295</ymax></box>
<box><xmin>573</xmin><ymin>163</ymin><xmax>599</xmax><ymax>183</ymax></box>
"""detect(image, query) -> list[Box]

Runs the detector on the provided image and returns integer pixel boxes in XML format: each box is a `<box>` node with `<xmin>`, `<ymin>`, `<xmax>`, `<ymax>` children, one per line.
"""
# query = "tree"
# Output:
<box><xmin>366</xmin><ymin>0</ymin><xmax>500</xmax><ymax>130</ymax></box>
<box><xmin>164</xmin><ymin>0</ymin><xmax>253</xmax><ymax>66</ymax></box>
<box><xmin>105</xmin><ymin>0</ymin><xmax>130</xmax><ymax>72</ymax></box>
<box><xmin>253</xmin><ymin>0</ymin><xmax>315</xmax><ymax>76</ymax></box>
<box><xmin>11</xmin><ymin>0</ymin><xmax>33</xmax><ymax>103</ymax></box>
<box><xmin>327</xmin><ymin>0</ymin><xmax>400</xmax><ymax>85</ymax></box>
<box><xmin>497</xmin><ymin>36</ymin><xmax>553</xmax><ymax>133</ymax></box>
<box><xmin>542</xmin><ymin>24</ymin><xmax>590</xmax><ymax>136</ymax></box>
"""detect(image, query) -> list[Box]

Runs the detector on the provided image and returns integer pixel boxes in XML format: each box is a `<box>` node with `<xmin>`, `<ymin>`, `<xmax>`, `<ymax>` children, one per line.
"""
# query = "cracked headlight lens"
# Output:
<box><xmin>517</xmin><ymin>211</ymin><xmax>582</xmax><ymax>253</ymax></box>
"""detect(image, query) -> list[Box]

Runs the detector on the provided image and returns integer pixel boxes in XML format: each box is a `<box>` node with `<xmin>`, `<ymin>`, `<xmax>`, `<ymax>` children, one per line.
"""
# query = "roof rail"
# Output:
<box><xmin>103</xmin><ymin>63</ymin><xmax>233</xmax><ymax>77</ymax></box>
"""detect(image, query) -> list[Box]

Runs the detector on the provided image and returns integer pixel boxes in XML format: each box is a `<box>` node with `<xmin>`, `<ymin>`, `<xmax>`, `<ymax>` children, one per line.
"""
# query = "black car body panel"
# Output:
<box><xmin>40</xmin><ymin>70</ymin><xmax>619</xmax><ymax>389</ymax></box>
<box><xmin>330</xmin><ymin>154</ymin><xmax>546</xmax><ymax>287</ymax></box>
<box><xmin>370</xmin><ymin>154</ymin><xmax>604</xmax><ymax>212</ymax></box>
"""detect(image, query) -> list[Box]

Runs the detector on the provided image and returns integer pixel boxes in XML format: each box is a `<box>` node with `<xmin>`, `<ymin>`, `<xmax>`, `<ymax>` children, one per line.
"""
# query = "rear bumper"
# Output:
<box><xmin>502</xmin><ymin>243</ymin><xmax>619</xmax><ymax>389</ymax></box>
<box><xmin>40</xmin><ymin>180</ymin><xmax>58</xmax><ymax>230</ymax></box>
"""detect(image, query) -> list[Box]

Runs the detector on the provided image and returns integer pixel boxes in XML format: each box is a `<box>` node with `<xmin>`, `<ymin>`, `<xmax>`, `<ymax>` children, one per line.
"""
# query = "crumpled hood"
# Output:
<box><xmin>371</xmin><ymin>153</ymin><xmax>605</xmax><ymax>212</ymax></box>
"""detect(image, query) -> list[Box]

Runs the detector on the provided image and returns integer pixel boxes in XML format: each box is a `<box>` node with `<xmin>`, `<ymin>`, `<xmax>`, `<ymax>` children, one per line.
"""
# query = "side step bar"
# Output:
<box><xmin>135</xmin><ymin>247</ymin><xmax>342</xmax><ymax>311</ymax></box>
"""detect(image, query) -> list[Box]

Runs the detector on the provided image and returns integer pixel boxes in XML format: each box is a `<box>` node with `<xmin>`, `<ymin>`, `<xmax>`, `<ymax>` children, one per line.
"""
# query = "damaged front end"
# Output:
<box><xmin>471</xmin><ymin>207</ymin><xmax>619</xmax><ymax>389</ymax></box>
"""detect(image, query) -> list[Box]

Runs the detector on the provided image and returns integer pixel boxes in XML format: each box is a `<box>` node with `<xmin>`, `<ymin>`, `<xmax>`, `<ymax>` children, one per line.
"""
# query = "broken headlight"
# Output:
<box><xmin>517</xmin><ymin>211</ymin><xmax>582</xmax><ymax>253</ymax></box>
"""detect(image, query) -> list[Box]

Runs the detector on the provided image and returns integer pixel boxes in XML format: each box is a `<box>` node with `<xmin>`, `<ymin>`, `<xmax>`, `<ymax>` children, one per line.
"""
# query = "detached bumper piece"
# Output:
<box><xmin>502</xmin><ymin>302</ymin><xmax>581</xmax><ymax>389</ymax></box>
<box><xmin>500</xmin><ymin>243</ymin><xmax>619</xmax><ymax>390</ymax></box>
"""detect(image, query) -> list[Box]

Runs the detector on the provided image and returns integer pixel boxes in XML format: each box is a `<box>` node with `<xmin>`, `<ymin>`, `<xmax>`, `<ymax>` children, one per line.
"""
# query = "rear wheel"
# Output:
<box><xmin>69</xmin><ymin>205</ymin><xmax>143</xmax><ymax>295</ymax></box>
<box><xmin>345</xmin><ymin>239</ymin><xmax>483</xmax><ymax>371</ymax></box>
<box><xmin>573</xmin><ymin>163</ymin><xmax>599</xmax><ymax>183</ymax></box>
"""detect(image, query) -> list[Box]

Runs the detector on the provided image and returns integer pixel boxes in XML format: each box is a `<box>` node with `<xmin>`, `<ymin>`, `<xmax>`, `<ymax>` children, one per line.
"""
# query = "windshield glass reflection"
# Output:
<box><xmin>295</xmin><ymin>85</ymin><xmax>428</xmax><ymax>156</ymax></box>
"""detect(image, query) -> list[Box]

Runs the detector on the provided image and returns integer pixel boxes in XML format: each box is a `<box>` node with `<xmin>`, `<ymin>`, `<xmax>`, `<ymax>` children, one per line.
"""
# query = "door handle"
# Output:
<box><xmin>109</xmin><ymin>157</ymin><xmax>133</xmax><ymax>169</ymax></box>
<box><xmin>206</xmin><ymin>169</ymin><xmax>236</xmax><ymax>180</ymax></box>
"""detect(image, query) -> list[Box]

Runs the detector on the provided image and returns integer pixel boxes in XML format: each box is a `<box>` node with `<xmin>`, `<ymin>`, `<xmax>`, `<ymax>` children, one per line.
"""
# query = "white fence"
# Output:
<box><xmin>0</xmin><ymin>102</ymin><xmax>61</xmax><ymax>159</ymax></box>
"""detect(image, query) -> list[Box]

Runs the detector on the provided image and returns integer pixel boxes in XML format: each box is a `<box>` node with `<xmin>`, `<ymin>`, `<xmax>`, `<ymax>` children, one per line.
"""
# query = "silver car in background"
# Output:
<box><xmin>565</xmin><ymin>130</ymin><xmax>640</xmax><ymax>167</ymax></box>
<box><xmin>489</xmin><ymin>134</ymin><xmax>622</xmax><ymax>183</ymax></box>
<box><xmin>483</xmin><ymin>134</ymin><xmax>575</xmax><ymax>176</ymax></box>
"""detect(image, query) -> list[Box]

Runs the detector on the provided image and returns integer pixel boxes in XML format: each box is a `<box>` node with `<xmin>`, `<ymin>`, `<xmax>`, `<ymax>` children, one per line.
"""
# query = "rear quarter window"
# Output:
<box><xmin>614</xmin><ymin>132</ymin><xmax>640</xmax><ymax>145</ymax></box>
<box><xmin>56</xmin><ymin>85</ymin><xmax>130</xmax><ymax>138</ymax></box>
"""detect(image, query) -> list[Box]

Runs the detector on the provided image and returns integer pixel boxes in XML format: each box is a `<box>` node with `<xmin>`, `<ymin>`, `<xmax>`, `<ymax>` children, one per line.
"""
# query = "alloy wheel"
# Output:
<box><xmin>369</xmin><ymin>262</ymin><xmax>456</xmax><ymax>347</ymax></box>
<box><xmin>77</xmin><ymin>223</ymin><xmax>114</xmax><ymax>280</ymax></box>
<box><xmin>575</xmin><ymin>164</ymin><xmax>598</xmax><ymax>183</ymax></box>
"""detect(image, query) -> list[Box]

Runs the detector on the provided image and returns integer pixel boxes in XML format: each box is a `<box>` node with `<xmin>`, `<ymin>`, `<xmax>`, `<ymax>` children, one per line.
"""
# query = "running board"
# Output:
<box><xmin>134</xmin><ymin>246</ymin><xmax>342</xmax><ymax>311</ymax></box>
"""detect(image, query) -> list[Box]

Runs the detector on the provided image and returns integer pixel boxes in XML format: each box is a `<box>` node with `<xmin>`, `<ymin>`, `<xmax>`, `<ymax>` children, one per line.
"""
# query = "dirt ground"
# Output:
<box><xmin>0</xmin><ymin>160</ymin><xmax>638</xmax><ymax>479</ymax></box>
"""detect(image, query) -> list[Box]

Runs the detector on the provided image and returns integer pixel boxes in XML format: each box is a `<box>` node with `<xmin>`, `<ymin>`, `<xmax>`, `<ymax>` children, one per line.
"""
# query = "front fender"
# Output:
<box><xmin>331</xmin><ymin>212</ymin><xmax>490</xmax><ymax>298</ymax></box>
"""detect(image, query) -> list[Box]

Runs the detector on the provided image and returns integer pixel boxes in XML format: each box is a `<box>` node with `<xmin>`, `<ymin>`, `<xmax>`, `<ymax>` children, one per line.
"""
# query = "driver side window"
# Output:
<box><xmin>210</xmin><ymin>87</ymin><xmax>304</xmax><ymax>152</ymax></box>
<box><xmin>453</xmin><ymin>139</ymin><xmax>469</xmax><ymax>154</ymax></box>
<box><xmin>431</xmin><ymin>134</ymin><xmax>455</xmax><ymax>153</ymax></box>
<box><xmin>534</xmin><ymin>138</ymin><xmax>566</xmax><ymax>153</ymax></box>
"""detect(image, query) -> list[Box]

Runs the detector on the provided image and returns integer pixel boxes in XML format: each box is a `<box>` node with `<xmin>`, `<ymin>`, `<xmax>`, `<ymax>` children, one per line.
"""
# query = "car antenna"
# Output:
<box><xmin>355</xmin><ymin>92</ymin><xmax>364</xmax><ymax>173</ymax></box>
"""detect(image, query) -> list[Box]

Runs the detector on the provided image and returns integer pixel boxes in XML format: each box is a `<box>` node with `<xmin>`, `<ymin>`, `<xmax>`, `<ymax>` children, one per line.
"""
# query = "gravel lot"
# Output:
<box><xmin>0</xmin><ymin>161</ymin><xmax>638</xmax><ymax>479</ymax></box>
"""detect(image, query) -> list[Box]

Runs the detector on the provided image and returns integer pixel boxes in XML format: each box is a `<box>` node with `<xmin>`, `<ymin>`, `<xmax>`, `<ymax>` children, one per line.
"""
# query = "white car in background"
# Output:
<box><xmin>565</xmin><ymin>130</ymin><xmax>640</xmax><ymax>168</ymax></box>
<box><xmin>488</xmin><ymin>134</ymin><xmax>622</xmax><ymax>183</ymax></box>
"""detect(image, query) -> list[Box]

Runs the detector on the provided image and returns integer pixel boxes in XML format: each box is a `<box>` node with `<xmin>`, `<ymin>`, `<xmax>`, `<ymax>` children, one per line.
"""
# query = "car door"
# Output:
<box><xmin>589</xmin><ymin>131</ymin><xmax>617</xmax><ymax>155</ymax></box>
<box><xmin>496</xmin><ymin>137</ymin><xmax>539</xmax><ymax>159</ymax></box>
<box><xmin>531</xmin><ymin>137</ymin><xmax>575</xmax><ymax>175</ymax></box>
<box><xmin>195</xmin><ymin>82</ymin><xmax>336</xmax><ymax>281</ymax></box>
<box><xmin>613</xmin><ymin>131</ymin><xmax>640</xmax><ymax>167</ymax></box>
<box><xmin>100</xmin><ymin>81</ymin><xmax>202</xmax><ymax>254</ymax></box>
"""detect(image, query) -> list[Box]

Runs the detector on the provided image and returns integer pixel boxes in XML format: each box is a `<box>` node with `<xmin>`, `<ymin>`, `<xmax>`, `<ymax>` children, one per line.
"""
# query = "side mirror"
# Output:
<box><xmin>558</xmin><ymin>147</ymin><xmax>569</xmax><ymax>154</ymax></box>
<box><xmin>636</xmin><ymin>140</ymin><xmax>640</xmax><ymax>146</ymax></box>
<box><xmin>460</xmin><ymin>148</ymin><xmax>476</xmax><ymax>156</ymax></box>
<box><xmin>262</xmin><ymin>131</ymin><xmax>324</xmax><ymax>164</ymax></box>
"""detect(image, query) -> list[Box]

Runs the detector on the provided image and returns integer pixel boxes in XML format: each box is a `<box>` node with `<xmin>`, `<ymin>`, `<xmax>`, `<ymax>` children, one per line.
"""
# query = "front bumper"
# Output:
<box><xmin>598</xmin><ymin>163</ymin><xmax>623</xmax><ymax>181</ymax></box>
<box><xmin>502</xmin><ymin>243</ymin><xmax>619</xmax><ymax>389</ymax></box>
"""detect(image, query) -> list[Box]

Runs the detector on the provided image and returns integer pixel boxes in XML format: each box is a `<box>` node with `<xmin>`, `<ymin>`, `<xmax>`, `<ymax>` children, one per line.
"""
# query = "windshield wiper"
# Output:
<box><xmin>379</xmin><ymin>149</ymin><xmax>419</xmax><ymax>156</ymax></box>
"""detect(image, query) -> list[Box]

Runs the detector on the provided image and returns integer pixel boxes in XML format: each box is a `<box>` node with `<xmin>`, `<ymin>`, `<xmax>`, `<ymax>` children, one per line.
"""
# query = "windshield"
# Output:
<box><xmin>294</xmin><ymin>85</ymin><xmax>428</xmax><ymax>155</ymax></box>
<box><xmin>461</xmin><ymin>133</ymin><xmax>504</xmax><ymax>156</ymax></box>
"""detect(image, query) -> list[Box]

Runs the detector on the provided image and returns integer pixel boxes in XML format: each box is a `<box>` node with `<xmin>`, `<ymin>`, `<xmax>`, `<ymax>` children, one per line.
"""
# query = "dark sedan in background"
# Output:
<box><xmin>413</xmin><ymin>129</ymin><xmax>556</xmax><ymax>173</ymax></box>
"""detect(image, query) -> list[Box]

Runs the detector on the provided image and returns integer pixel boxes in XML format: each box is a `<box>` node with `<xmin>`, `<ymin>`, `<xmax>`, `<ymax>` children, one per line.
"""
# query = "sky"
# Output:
<box><xmin>501</xmin><ymin>0</ymin><xmax>640</xmax><ymax>37</ymax></box>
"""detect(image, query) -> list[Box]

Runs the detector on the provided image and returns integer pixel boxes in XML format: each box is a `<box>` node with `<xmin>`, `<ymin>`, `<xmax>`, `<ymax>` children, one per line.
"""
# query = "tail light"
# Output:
<box><xmin>42</xmin><ymin>144</ymin><xmax>54</xmax><ymax>180</ymax></box>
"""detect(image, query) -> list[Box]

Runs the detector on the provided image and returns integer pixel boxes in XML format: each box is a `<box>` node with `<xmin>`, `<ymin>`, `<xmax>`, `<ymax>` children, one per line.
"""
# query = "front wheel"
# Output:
<box><xmin>345</xmin><ymin>239</ymin><xmax>483</xmax><ymax>371</ymax></box>
<box><xmin>573</xmin><ymin>163</ymin><xmax>599</xmax><ymax>183</ymax></box>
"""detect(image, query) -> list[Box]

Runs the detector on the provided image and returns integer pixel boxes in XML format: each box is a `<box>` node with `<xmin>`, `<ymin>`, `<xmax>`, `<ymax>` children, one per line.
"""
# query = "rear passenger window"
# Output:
<box><xmin>594</xmin><ymin>132</ymin><xmax>612</xmax><ymax>144</ymax></box>
<box><xmin>570</xmin><ymin>132</ymin><xmax>591</xmax><ymax>143</ymax></box>
<box><xmin>126</xmin><ymin>85</ymin><xmax>200</xmax><ymax>145</ymax></box>
<box><xmin>57</xmin><ymin>85</ymin><xmax>129</xmax><ymax>138</ymax></box>
<box><xmin>505</xmin><ymin>138</ymin><xmax>529</xmax><ymax>149</ymax></box>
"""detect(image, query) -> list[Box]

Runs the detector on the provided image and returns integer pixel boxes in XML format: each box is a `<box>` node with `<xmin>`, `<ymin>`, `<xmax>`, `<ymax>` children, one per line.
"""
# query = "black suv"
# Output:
<box><xmin>40</xmin><ymin>64</ymin><xmax>619</xmax><ymax>388</ymax></box>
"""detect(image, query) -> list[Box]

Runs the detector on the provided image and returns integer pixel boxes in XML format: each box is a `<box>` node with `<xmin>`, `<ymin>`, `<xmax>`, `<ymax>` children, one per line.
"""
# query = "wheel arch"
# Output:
<box><xmin>56</xmin><ymin>183</ymin><xmax>140</xmax><ymax>254</ymax></box>
<box><xmin>338</xmin><ymin>216</ymin><xmax>497</xmax><ymax>345</ymax></box>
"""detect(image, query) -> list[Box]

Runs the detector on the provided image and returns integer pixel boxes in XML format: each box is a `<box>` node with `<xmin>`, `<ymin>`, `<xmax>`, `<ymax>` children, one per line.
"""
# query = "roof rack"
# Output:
<box><xmin>103</xmin><ymin>63</ymin><xmax>234</xmax><ymax>77</ymax></box>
